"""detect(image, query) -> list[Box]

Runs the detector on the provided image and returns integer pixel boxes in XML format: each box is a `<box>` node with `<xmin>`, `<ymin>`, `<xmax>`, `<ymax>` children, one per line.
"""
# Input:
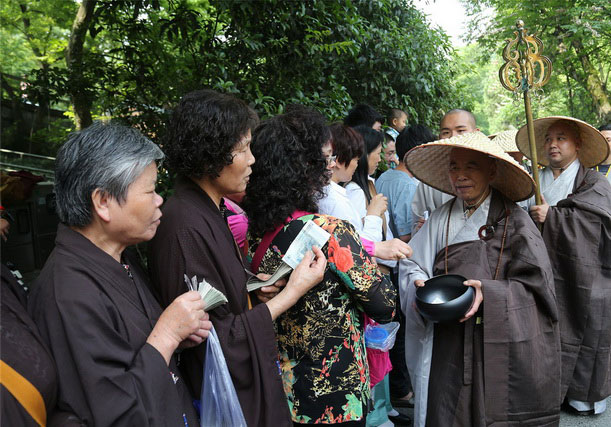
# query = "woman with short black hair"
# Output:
<box><xmin>148</xmin><ymin>90</ymin><xmax>325</xmax><ymax>427</ymax></box>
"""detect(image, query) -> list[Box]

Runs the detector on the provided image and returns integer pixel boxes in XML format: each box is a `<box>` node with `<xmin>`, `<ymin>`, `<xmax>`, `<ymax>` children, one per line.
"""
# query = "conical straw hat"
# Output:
<box><xmin>405</xmin><ymin>131</ymin><xmax>535</xmax><ymax>202</ymax></box>
<box><xmin>490</xmin><ymin>130</ymin><xmax>519</xmax><ymax>153</ymax></box>
<box><xmin>516</xmin><ymin>116</ymin><xmax>609</xmax><ymax>168</ymax></box>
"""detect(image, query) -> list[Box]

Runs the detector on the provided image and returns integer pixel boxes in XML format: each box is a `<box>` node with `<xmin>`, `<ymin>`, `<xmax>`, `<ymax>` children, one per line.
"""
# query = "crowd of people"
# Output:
<box><xmin>1</xmin><ymin>89</ymin><xmax>610</xmax><ymax>427</ymax></box>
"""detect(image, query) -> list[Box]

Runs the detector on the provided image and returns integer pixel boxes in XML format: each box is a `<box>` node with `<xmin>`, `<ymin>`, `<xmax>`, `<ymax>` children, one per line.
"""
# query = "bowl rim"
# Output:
<box><xmin>415</xmin><ymin>273</ymin><xmax>469</xmax><ymax>305</ymax></box>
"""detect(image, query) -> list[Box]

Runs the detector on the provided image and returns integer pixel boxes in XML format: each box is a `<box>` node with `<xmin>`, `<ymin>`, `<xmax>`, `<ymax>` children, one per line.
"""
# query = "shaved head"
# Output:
<box><xmin>439</xmin><ymin>109</ymin><xmax>478</xmax><ymax>139</ymax></box>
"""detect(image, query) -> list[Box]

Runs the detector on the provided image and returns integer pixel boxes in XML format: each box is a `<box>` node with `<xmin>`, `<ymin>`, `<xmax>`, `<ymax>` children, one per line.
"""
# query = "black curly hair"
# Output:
<box><xmin>163</xmin><ymin>89</ymin><xmax>259</xmax><ymax>179</ymax></box>
<box><xmin>242</xmin><ymin>105</ymin><xmax>330</xmax><ymax>238</ymax></box>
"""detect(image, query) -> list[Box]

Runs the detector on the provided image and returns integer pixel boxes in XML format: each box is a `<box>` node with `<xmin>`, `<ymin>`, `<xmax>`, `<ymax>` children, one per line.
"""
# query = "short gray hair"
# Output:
<box><xmin>55</xmin><ymin>121</ymin><xmax>164</xmax><ymax>227</ymax></box>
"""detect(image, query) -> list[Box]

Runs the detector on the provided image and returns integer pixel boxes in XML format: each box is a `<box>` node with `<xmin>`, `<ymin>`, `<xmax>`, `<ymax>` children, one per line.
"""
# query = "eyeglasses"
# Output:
<box><xmin>325</xmin><ymin>155</ymin><xmax>337</xmax><ymax>165</ymax></box>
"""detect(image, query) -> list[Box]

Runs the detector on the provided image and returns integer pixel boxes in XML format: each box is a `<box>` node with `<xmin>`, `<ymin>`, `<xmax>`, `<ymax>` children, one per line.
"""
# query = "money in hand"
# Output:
<box><xmin>184</xmin><ymin>274</ymin><xmax>228</xmax><ymax>311</ymax></box>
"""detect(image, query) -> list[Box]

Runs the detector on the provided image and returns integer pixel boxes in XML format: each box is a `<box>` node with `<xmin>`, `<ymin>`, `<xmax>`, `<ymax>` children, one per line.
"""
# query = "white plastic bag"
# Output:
<box><xmin>200</xmin><ymin>327</ymin><xmax>247</xmax><ymax>427</ymax></box>
<box><xmin>364</xmin><ymin>321</ymin><xmax>400</xmax><ymax>352</ymax></box>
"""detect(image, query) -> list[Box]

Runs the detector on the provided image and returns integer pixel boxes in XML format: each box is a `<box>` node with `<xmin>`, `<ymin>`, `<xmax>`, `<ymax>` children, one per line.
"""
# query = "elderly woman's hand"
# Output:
<box><xmin>147</xmin><ymin>290</ymin><xmax>207</xmax><ymax>364</ymax></box>
<box><xmin>265</xmin><ymin>246</ymin><xmax>327</xmax><ymax>320</ymax></box>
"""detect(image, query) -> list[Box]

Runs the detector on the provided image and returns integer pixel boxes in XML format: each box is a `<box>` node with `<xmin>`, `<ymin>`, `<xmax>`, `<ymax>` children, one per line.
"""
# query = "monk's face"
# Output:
<box><xmin>439</xmin><ymin>111</ymin><xmax>478</xmax><ymax>139</ymax></box>
<box><xmin>544</xmin><ymin>121</ymin><xmax>580</xmax><ymax>169</ymax></box>
<box><xmin>448</xmin><ymin>148</ymin><xmax>496</xmax><ymax>205</ymax></box>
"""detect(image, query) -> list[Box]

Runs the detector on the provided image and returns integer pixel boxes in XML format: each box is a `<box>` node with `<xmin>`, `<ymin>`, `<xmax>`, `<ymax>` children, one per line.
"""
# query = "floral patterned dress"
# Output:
<box><xmin>247</xmin><ymin>214</ymin><xmax>396</xmax><ymax>423</ymax></box>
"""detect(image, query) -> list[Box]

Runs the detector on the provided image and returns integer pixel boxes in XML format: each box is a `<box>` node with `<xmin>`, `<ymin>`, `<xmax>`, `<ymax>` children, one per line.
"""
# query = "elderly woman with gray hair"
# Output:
<box><xmin>28</xmin><ymin>121</ymin><xmax>211</xmax><ymax>426</ymax></box>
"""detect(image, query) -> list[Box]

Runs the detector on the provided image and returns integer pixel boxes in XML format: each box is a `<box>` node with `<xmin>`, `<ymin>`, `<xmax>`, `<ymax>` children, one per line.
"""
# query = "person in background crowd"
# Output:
<box><xmin>385</xmin><ymin>108</ymin><xmax>408</xmax><ymax>141</ymax></box>
<box><xmin>381</xmin><ymin>133</ymin><xmax>399</xmax><ymax>170</ymax></box>
<box><xmin>148</xmin><ymin>90</ymin><xmax>325</xmax><ymax>427</ymax></box>
<box><xmin>402</xmin><ymin>131</ymin><xmax>560</xmax><ymax>426</ymax></box>
<box><xmin>28</xmin><ymin>121</ymin><xmax>211</xmax><ymax>426</ymax></box>
<box><xmin>242</xmin><ymin>105</ymin><xmax>398</xmax><ymax>425</ymax></box>
<box><xmin>343</xmin><ymin>125</ymin><xmax>411</xmax><ymax>426</ymax></box>
<box><xmin>345</xmin><ymin>104</ymin><xmax>384</xmax><ymax>131</ymax></box>
<box><xmin>595</xmin><ymin>123</ymin><xmax>611</xmax><ymax>182</ymax></box>
<box><xmin>519</xmin><ymin>116</ymin><xmax>611</xmax><ymax>416</ymax></box>
<box><xmin>410</xmin><ymin>109</ymin><xmax>479</xmax><ymax>234</ymax></box>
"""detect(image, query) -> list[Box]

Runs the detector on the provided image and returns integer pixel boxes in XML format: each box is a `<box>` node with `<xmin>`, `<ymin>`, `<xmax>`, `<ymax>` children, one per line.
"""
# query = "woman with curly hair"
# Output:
<box><xmin>241</xmin><ymin>106</ymin><xmax>397</xmax><ymax>425</ymax></box>
<box><xmin>148</xmin><ymin>90</ymin><xmax>326</xmax><ymax>426</ymax></box>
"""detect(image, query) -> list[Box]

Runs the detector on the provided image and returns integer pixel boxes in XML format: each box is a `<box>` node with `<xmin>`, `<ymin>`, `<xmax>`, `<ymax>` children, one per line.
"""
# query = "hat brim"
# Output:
<box><xmin>516</xmin><ymin>116</ymin><xmax>609</xmax><ymax>168</ymax></box>
<box><xmin>406</xmin><ymin>134</ymin><xmax>535</xmax><ymax>202</ymax></box>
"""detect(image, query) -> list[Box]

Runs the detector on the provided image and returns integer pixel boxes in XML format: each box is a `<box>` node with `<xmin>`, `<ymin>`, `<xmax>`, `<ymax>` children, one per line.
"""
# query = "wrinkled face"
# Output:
<box><xmin>448</xmin><ymin>148</ymin><xmax>495</xmax><ymax>205</ymax></box>
<box><xmin>213</xmin><ymin>130</ymin><xmax>255</xmax><ymax>195</ymax></box>
<box><xmin>393</xmin><ymin>112</ymin><xmax>408</xmax><ymax>132</ymax></box>
<box><xmin>383</xmin><ymin>140</ymin><xmax>398</xmax><ymax>166</ymax></box>
<box><xmin>543</xmin><ymin>122</ymin><xmax>580</xmax><ymax>168</ymax></box>
<box><xmin>368</xmin><ymin>144</ymin><xmax>383</xmax><ymax>175</ymax></box>
<box><xmin>333</xmin><ymin>157</ymin><xmax>359</xmax><ymax>183</ymax></box>
<box><xmin>107</xmin><ymin>162</ymin><xmax>163</xmax><ymax>244</ymax></box>
<box><xmin>439</xmin><ymin>111</ymin><xmax>477</xmax><ymax>139</ymax></box>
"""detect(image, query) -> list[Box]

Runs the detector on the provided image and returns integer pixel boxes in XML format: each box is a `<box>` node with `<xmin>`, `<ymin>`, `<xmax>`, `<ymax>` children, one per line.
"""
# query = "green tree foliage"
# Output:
<box><xmin>463</xmin><ymin>0</ymin><xmax>611</xmax><ymax>125</ymax></box>
<box><xmin>2</xmin><ymin>0</ymin><xmax>467</xmax><ymax>155</ymax></box>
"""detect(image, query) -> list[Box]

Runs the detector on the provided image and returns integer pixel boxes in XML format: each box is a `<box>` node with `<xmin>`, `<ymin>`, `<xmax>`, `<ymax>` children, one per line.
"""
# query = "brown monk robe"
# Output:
<box><xmin>541</xmin><ymin>165</ymin><xmax>611</xmax><ymax>404</ymax></box>
<box><xmin>28</xmin><ymin>225</ymin><xmax>198</xmax><ymax>426</ymax></box>
<box><xmin>148</xmin><ymin>177</ymin><xmax>291</xmax><ymax>426</ymax></box>
<box><xmin>426</xmin><ymin>190</ymin><xmax>561</xmax><ymax>426</ymax></box>
<box><xmin>1</xmin><ymin>264</ymin><xmax>80</xmax><ymax>426</ymax></box>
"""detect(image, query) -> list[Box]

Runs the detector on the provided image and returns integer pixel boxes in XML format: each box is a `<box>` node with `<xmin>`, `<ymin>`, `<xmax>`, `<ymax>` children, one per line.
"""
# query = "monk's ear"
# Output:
<box><xmin>91</xmin><ymin>189</ymin><xmax>112</xmax><ymax>223</ymax></box>
<box><xmin>489</xmin><ymin>160</ymin><xmax>497</xmax><ymax>180</ymax></box>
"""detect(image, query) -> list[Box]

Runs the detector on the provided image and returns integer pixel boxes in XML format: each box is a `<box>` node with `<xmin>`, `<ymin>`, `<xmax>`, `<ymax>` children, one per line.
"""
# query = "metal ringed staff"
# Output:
<box><xmin>499</xmin><ymin>19</ymin><xmax>552</xmax><ymax>205</ymax></box>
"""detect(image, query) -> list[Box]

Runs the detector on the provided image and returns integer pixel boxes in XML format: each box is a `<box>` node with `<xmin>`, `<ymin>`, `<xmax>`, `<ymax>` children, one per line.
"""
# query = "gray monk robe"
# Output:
<box><xmin>540</xmin><ymin>165</ymin><xmax>611</xmax><ymax>405</ymax></box>
<box><xmin>28</xmin><ymin>225</ymin><xmax>198</xmax><ymax>427</ymax></box>
<box><xmin>401</xmin><ymin>190</ymin><xmax>560</xmax><ymax>427</ymax></box>
<box><xmin>148</xmin><ymin>177</ymin><xmax>291</xmax><ymax>426</ymax></box>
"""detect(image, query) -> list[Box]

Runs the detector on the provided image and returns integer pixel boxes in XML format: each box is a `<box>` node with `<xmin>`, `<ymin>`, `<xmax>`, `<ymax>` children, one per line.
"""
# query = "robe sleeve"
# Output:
<box><xmin>327</xmin><ymin>219</ymin><xmax>396</xmax><ymax>323</ymax></box>
<box><xmin>480</xmin><ymin>224</ymin><xmax>558</xmax><ymax>338</ymax></box>
<box><xmin>150</xmin><ymin>224</ymin><xmax>281</xmax><ymax>414</ymax></box>
<box><xmin>35</xmin><ymin>276</ymin><xmax>186</xmax><ymax>426</ymax></box>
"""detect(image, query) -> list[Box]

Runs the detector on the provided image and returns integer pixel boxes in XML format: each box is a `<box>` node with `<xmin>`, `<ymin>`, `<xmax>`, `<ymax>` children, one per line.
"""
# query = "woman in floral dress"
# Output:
<box><xmin>242</xmin><ymin>106</ymin><xmax>397</xmax><ymax>425</ymax></box>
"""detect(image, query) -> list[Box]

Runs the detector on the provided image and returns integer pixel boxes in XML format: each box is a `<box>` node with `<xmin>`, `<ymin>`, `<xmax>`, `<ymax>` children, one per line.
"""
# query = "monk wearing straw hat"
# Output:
<box><xmin>517</xmin><ymin>116</ymin><xmax>611</xmax><ymax>416</ymax></box>
<box><xmin>399</xmin><ymin>131</ymin><xmax>560</xmax><ymax>427</ymax></box>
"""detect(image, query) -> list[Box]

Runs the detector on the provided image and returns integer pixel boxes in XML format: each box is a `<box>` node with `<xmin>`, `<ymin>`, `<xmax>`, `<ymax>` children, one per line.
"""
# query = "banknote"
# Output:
<box><xmin>282</xmin><ymin>220</ymin><xmax>331</xmax><ymax>269</ymax></box>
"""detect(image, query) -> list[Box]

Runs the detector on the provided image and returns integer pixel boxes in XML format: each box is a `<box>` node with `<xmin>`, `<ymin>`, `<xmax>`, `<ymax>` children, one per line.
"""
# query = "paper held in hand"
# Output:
<box><xmin>184</xmin><ymin>274</ymin><xmax>228</xmax><ymax>311</ymax></box>
<box><xmin>246</xmin><ymin>220</ymin><xmax>330</xmax><ymax>292</ymax></box>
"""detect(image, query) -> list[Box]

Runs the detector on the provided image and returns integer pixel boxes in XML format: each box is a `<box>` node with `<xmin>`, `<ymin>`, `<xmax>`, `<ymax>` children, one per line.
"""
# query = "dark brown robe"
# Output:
<box><xmin>28</xmin><ymin>224</ymin><xmax>198</xmax><ymax>426</ymax></box>
<box><xmin>542</xmin><ymin>165</ymin><xmax>611</xmax><ymax>403</ymax></box>
<box><xmin>148</xmin><ymin>177</ymin><xmax>291</xmax><ymax>426</ymax></box>
<box><xmin>426</xmin><ymin>190</ymin><xmax>561</xmax><ymax>426</ymax></box>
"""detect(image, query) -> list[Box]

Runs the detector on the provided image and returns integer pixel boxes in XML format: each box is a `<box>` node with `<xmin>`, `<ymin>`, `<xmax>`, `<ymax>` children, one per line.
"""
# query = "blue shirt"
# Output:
<box><xmin>375</xmin><ymin>169</ymin><xmax>419</xmax><ymax>238</ymax></box>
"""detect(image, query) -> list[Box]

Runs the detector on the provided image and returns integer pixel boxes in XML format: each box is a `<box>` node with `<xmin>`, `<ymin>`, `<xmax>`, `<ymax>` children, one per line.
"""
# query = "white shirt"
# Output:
<box><xmin>318</xmin><ymin>181</ymin><xmax>383</xmax><ymax>242</ymax></box>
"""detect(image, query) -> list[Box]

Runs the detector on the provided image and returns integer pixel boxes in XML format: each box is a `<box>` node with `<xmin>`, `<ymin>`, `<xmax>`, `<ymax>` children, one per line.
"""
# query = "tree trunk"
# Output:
<box><xmin>66</xmin><ymin>0</ymin><xmax>97</xmax><ymax>130</ymax></box>
<box><xmin>571</xmin><ymin>39</ymin><xmax>611</xmax><ymax>123</ymax></box>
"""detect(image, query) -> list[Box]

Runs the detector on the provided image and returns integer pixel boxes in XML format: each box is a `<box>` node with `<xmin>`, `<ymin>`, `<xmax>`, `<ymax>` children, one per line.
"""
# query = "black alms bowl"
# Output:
<box><xmin>415</xmin><ymin>274</ymin><xmax>474</xmax><ymax>322</ymax></box>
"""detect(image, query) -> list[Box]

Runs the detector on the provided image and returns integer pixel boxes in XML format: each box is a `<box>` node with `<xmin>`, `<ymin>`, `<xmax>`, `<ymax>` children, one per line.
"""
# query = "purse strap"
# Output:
<box><xmin>250</xmin><ymin>210</ymin><xmax>312</xmax><ymax>274</ymax></box>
